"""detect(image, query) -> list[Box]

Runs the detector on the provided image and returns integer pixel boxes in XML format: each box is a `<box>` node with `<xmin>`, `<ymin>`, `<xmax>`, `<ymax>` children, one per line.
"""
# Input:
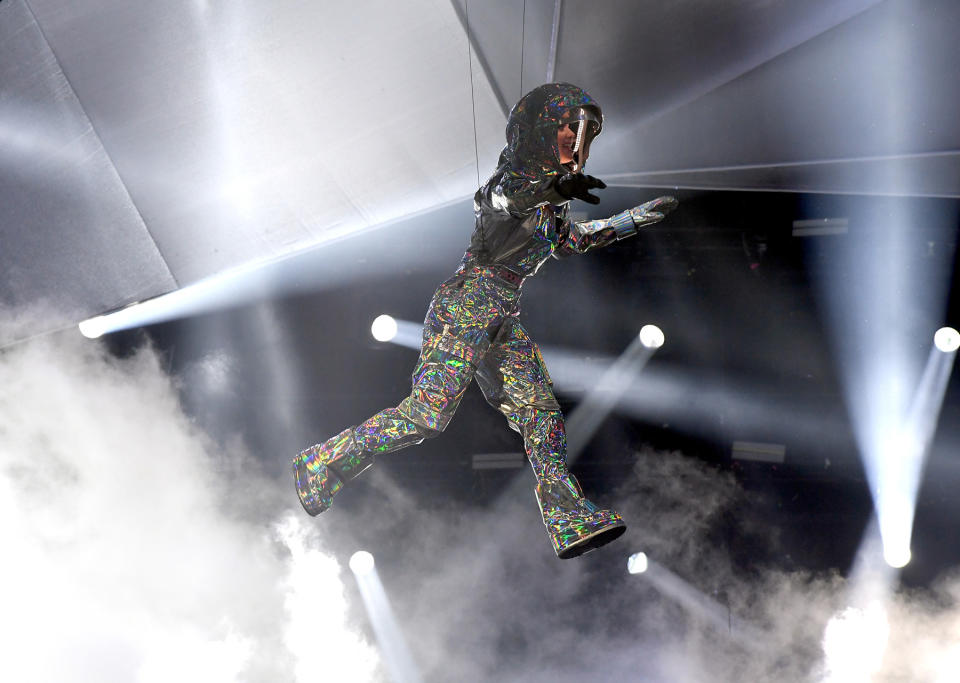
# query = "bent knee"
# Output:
<box><xmin>415</xmin><ymin>423</ymin><xmax>444</xmax><ymax>440</ymax></box>
<box><xmin>398</xmin><ymin>396</ymin><xmax>455</xmax><ymax>436</ymax></box>
<box><xmin>494</xmin><ymin>395</ymin><xmax>562</xmax><ymax>417</ymax></box>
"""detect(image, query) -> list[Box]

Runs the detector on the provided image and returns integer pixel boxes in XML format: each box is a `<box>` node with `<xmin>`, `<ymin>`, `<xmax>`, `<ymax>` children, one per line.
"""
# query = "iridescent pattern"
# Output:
<box><xmin>293</xmin><ymin>429</ymin><xmax>354</xmax><ymax>515</ymax></box>
<box><xmin>294</xmin><ymin>83</ymin><xmax>644</xmax><ymax>558</ymax></box>
<box><xmin>563</xmin><ymin>209</ymin><xmax>633</xmax><ymax>254</ymax></box>
<box><xmin>504</xmin><ymin>83</ymin><xmax>603</xmax><ymax>178</ymax></box>
<box><xmin>355</xmin><ymin>408</ymin><xmax>428</xmax><ymax>454</ymax></box>
<box><xmin>476</xmin><ymin>323</ymin><xmax>560</xmax><ymax>422</ymax></box>
<box><xmin>558</xmin><ymin>196</ymin><xmax>679</xmax><ymax>257</ymax></box>
<box><xmin>629</xmin><ymin>196</ymin><xmax>680</xmax><ymax>229</ymax></box>
<box><xmin>536</xmin><ymin>474</ymin><xmax>627</xmax><ymax>559</ymax></box>
<box><xmin>497</xmin><ymin>407</ymin><xmax>626</xmax><ymax>558</ymax></box>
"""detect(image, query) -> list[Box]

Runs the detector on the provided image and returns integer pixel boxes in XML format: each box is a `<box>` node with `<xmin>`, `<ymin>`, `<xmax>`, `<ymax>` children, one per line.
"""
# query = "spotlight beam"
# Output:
<box><xmin>824</xmin><ymin>523</ymin><xmax>896</xmax><ymax>680</ymax></box>
<box><xmin>877</xmin><ymin>336</ymin><xmax>958</xmax><ymax>567</ymax></box>
<box><xmin>76</xmin><ymin>197</ymin><xmax>475</xmax><ymax>337</ymax></box>
<box><xmin>382</xmin><ymin>319</ymin><xmax>424</xmax><ymax>351</ymax></box>
<box><xmin>349</xmin><ymin>553</ymin><xmax>422</xmax><ymax>683</ymax></box>
<box><xmin>564</xmin><ymin>332</ymin><xmax>658</xmax><ymax>463</ymax></box>
<box><xmin>628</xmin><ymin>554</ymin><xmax>769</xmax><ymax>651</ymax></box>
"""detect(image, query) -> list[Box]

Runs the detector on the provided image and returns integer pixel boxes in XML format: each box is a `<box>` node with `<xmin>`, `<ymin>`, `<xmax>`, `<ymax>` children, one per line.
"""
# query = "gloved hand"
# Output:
<box><xmin>628</xmin><ymin>195</ymin><xmax>678</xmax><ymax>228</ymax></box>
<box><xmin>555</xmin><ymin>173</ymin><xmax>607</xmax><ymax>205</ymax></box>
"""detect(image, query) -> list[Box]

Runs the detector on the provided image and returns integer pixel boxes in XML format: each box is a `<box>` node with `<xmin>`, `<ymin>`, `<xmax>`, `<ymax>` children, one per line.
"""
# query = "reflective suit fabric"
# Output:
<box><xmin>293</xmin><ymin>83</ymin><xmax>627</xmax><ymax>559</ymax></box>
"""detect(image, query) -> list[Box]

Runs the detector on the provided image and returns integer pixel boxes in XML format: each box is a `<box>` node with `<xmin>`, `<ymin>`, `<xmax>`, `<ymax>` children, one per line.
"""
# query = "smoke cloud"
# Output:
<box><xmin>343</xmin><ymin>448</ymin><xmax>960</xmax><ymax>682</ymax></box>
<box><xmin>2</xmin><ymin>312</ymin><xmax>958</xmax><ymax>682</ymax></box>
<box><xmin>0</xmin><ymin>319</ymin><xmax>379</xmax><ymax>682</ymax></box>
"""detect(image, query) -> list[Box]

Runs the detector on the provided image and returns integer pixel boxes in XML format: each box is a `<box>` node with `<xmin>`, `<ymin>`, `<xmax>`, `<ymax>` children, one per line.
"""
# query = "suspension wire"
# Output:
<box><xmin>464</xmin><ymin>0</ymin><xmax>487</xmax><ymax>262</ymax></box>
<box><xmin>465</xmin><ymin>0</ymin><xmax>481</xmax><ymax>190</ymax></box>
<box><xmin>520</xmin><ymin>0</ymin><xmax>526</xmax><ymax>99</ymax></box>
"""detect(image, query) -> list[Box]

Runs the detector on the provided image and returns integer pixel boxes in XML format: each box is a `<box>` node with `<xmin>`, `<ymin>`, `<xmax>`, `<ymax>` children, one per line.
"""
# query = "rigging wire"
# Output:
<box><xmin>465</xmin><ymin>0</ymin><xmax>481</xmax><ymax>190</ymax></box>
<box><xmin>520</xmin><ymin>0</ymin><xmax>526</xmax><ymax>99</ymax></box>
<box><xmin>464</xmin><ymin>0</ymin><xmax>488</xmax><ymax>262</ymax></box>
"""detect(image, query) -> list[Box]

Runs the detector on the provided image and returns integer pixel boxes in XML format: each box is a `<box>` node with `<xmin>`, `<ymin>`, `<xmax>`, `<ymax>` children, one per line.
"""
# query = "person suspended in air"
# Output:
<box><xmin>293</xmin><ymin>83</ymin><xmax>677</xmax><ymax>558</ymax></box>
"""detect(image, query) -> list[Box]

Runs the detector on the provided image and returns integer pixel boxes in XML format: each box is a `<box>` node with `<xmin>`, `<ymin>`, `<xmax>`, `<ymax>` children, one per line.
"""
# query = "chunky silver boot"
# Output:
<box><xmin>517</xmin><ymin>408</ymin><xmax>626</xmax><ymax>558</ymax></box>
<box><xmin>536</xmin><ymin>472</ymin><xmax>626</xmax><ymax>559</ymax></box>
<box><xmin>293</xmin><ymin>427</ymin><xmax>372</xmax><ymax>515</ymax></box>
<box><xmin>293</xmin><ymin>406</ymin><xmax>434</xmax><ymax>515</ymax></box>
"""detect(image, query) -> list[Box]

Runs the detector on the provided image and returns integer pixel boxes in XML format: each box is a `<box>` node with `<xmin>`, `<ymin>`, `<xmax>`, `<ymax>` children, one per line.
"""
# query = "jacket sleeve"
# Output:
<box><xmin>485</xmin><ymin>167</ymin><xmax>570</xmax><ymax>217</ymax></box>
<box><xmin>554</xmin><ymin>210</ymin><xmax>633</xmax><ymax>257</ymax></box>
<box><xmin>554</xmin><ymin>196</ymin><xmax>678</xmax><ymax>257</ymax></box>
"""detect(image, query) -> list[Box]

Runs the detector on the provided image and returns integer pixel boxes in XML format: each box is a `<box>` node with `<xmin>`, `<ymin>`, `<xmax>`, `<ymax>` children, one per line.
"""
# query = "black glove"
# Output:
<box><xmin>555</xmin><ymin>173</ymin><xmax>607</xmax><ymax>205</ymax></box>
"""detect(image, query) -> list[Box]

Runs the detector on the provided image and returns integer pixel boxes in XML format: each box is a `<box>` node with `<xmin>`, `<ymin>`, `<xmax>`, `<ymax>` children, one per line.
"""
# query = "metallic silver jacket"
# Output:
<box><xmin>459</xmin><ymin>83</ymin><xmax>672</xmax><ymax>283</ymax></box>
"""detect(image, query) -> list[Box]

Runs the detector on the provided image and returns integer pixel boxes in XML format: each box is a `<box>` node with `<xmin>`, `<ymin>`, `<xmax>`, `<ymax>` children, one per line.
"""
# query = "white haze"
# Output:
<box><xmin>2</xmin><ymin>310</ymin><xmax>959</xmax><ymax>682</ymax></box>
<box><xmin>0</xmin><ymin>318</ymin><xmax>380</xmax><ymax>682</ymax></box>
<box><xmin>344</xmin><ymin>443</ymin><xmax>960</xmax><ymax>681</ymax></box>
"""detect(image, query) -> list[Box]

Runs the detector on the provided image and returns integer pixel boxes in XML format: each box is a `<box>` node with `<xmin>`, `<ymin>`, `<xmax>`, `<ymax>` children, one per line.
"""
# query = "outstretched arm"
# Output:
<box><xmin>556</xmin><ymin>195</ymin><xmax>678</xmax><ymax>256</ymax></box>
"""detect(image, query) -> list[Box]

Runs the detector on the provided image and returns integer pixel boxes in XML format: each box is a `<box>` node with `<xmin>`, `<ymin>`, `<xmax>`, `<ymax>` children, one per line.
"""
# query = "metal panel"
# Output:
<box><xmin>593</xmin><ymin>0</ymin><xmax>960</xmax><ymax>197</ymax></box>
<box><xmin>609</xmin><ymin>153</ymin><xmax>960</xmax><ymax>198</ymax></box>
<box><xmin>0</xmin><ymin>0</ymin><xmax>176</xmax><ymax>344</ymax></box>
<box><xmin>553</xmin><ymin>0</ymin><xmax>882</xmax><ymax>129</ymax></box>
<box><xmin>4</xmin><ymin>0</ymin><xmax>958</xmax><ymax>346</ymax></box>
<box><xmin>27</xmin><ymin>0</ymin><xmax>506</xmax><ymax>285</ymax></box>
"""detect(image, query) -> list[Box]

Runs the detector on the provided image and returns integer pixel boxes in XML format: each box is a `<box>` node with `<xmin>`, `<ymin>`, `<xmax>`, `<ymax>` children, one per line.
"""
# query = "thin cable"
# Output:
<box><xmin>520</xmin><ymin>0</ymin><xmax>526</xmax><ymax>99</ymax></box>
<box><xmin>465</xmin><ymin>0</ymin><xmax>481</xmax><ymax>190</ymax></box>
<box><xmin>464</xmin><ymin>0</ymin><xmax>487</xmax><ymax>262</ymax></box>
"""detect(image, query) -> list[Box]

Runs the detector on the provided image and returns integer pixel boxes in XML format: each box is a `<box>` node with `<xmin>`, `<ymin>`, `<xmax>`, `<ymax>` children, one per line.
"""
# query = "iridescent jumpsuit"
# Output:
<box><xmin>293</xmin><ymin>83</ymin><xmax>676</xmax><ymax>559</ymax></box>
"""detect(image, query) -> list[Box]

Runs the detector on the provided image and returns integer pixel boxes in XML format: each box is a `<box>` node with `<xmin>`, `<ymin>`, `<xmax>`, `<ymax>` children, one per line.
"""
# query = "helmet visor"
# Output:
<box><xmin>560</xmin><ymin>107</ymin><xmax>601</xmax><ymax>171</ymax></box>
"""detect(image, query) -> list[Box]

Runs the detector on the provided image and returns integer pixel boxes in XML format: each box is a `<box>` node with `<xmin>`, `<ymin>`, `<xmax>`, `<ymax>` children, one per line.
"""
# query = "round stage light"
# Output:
<box><xmin>371</xmin><ymin>315</ymin><xmax>398</xmax><ymax>342</ymax></box>
<box><xmin>349</xmin><ymin>550</ymin><xmax>375</xmax><ymax>576</ymax></box>
<box><xmin>934</xmin><ymin>326</ymin><xmax>960</xmax><ymax>353</ymax></box>
<box><xmin>883</xmin><ymin>545</ymin><xmax>911</xmax><ymax>569</ymax></box>
<box><xmin>627</xmin><ymin>552</ymin><xmax>648</xmax><ymax>574</ymax></box>
<box><xmin>78</xmin><ymin>316</ymin><xmax>108</xmax><ymax>339</ymax></box>
<box><xmin>638</xmin><ymin>324</ymin><xmax>664</xmax><ymax>349</ymax></box>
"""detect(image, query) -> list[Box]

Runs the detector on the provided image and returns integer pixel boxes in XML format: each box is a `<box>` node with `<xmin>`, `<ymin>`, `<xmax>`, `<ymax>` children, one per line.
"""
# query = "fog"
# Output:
<box><xmin>2</xmin><ymin>311</ymin><xmax>959</xmax><ymax>682</ymax></box>
<box><xmin>0</xmin><ymin>316</ymin><xmax>378</xmax><ymax>682</ymax></box>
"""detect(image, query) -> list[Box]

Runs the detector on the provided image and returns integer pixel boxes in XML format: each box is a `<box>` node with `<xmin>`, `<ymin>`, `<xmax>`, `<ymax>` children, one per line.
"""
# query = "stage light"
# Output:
<box><xmin>639</xmin><ymin>324</ymin><xmax>664</xmax><ymax>349</ymax></box>
<box><xmin>934</xmin><ymin>326</ymin><xmax>959</xmax><ymax>353</ymax></box>
<box><xmin>371</xmin><ymin>315</ymin><xmax>398</xmax><ymax>342</ymax></box>
<box><xmin>349</xmin><ymin>550</ymin><xmax>375</xmax><ymax>576</ymax></box>
<box><xmin>78</xmin><ymin>316</ymin><xmax>108</xmax><ymax>339</ymax></box>
<box><xmin>883</xmin><ymin>545</ymin><xmax>911</xmax><ymax>569</ymax></box>
<box><xmin>627</xmin><ymin>552</ymin><xmax>649</xmax><ymax>574</ymax></box>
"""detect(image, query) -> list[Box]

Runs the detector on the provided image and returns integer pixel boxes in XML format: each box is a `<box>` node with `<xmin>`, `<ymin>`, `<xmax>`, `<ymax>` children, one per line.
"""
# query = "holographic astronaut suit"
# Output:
<box><xmin>294</xmin><ymin>83</ymin><xmax>676</xmax><ymax>559</ymax></box>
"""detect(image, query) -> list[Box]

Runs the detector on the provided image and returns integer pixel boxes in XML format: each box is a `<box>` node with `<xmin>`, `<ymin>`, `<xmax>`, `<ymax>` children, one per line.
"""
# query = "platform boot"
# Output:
<box><xmin>293</xmin><ymin>406</ymin><xmax>430</xmax><ymax>515</ymax></box>
<box><xmin>523</xmin><ymin>410</ymin><xmax>626</xmax><ymax>558</ymax></box>
<box><xmin>293</xmin><ymin>427</ymin><xmax>371</xmax><ymax>515</ymax></box>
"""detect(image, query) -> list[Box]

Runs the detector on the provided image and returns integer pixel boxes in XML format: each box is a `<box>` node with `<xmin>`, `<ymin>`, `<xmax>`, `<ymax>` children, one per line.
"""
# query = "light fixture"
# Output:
<box><xmin>627</xmin><ymin>552</ymin><xmax>648</xmax><ymax>574</ymax></box>
<box><xmin>78</xmin><ymin>316</ymin><xmax>108</xmax><ymax>339</ymax></box>
<box><xmin>349</xmin><ymin>550</ymin><xmax>375</xmax><ymax>576</ymax></box>
<box><xmin>371</xmin><ymin>315</ymin><xmax>398</xmax><ymax>342</ymax></box>
<box><xmin>638</xmin><ymin>324</ymin><xmax>664</xmax><ymax>349</ymax></box>
<box><xmin>934</xmin><ymin>326</ymin><xmax>959</xmax><ymax>353</ymax></box>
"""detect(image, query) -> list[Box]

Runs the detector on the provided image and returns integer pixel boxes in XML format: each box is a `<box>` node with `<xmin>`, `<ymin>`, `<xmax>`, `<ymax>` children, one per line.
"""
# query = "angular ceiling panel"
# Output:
<box><xmin>591</xmin><ymin>0</ymin><xmax>960</xmax><ymax>196</ymax></box>
<box><xmin>3</xmin><ymin>0</ymin><xmax>958</xmax><ymax>345</ymax></box>
<box><xmin>0</xmin><ymin>0</ymin><xmax>176</xmax><ymax>344</ymax></box>
<box><xmin>27</xmin><ymin>0</ymin><xmax>506</xmax><ymax>284</ymax></box>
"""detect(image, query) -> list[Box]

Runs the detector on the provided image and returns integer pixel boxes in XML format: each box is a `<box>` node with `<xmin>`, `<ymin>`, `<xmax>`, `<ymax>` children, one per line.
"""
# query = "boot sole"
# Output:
<box><xmin>557</xmin><ymin>521</ymin><xmax>627</xmax><ymax>559</ymax></box>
